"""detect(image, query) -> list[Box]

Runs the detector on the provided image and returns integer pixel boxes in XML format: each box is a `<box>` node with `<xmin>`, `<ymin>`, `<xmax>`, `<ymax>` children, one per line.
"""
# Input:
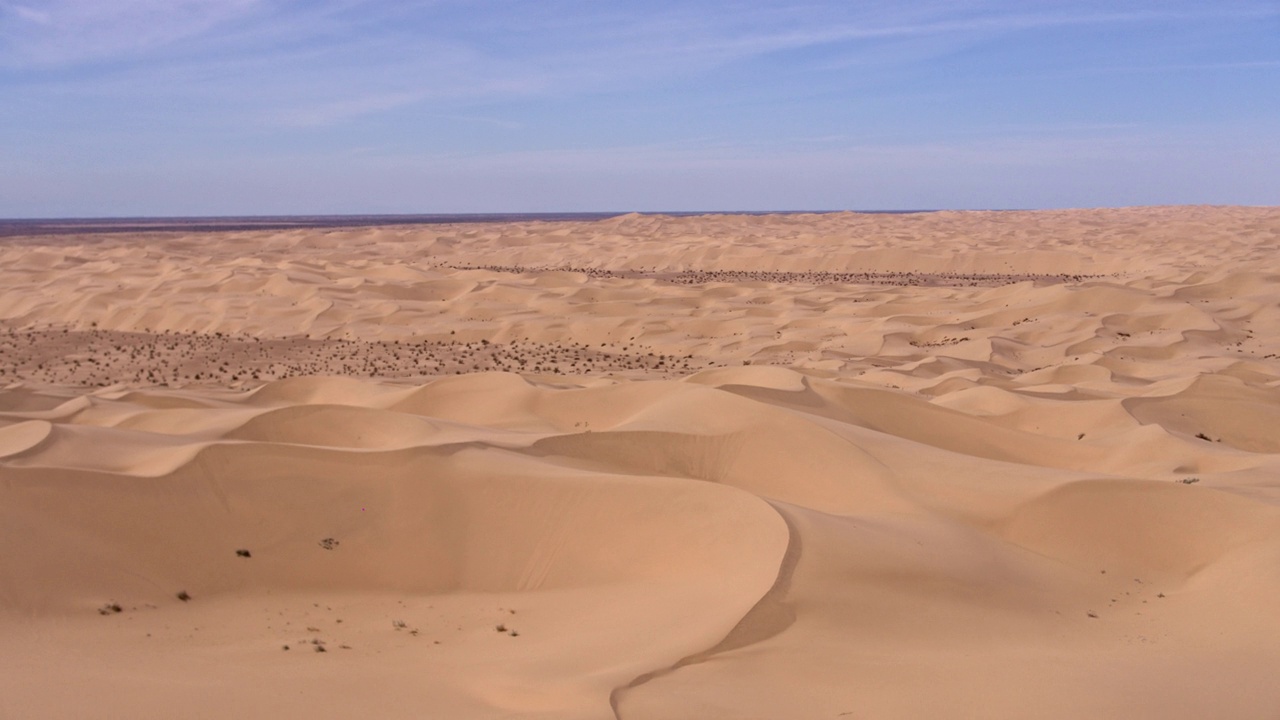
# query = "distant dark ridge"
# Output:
<box><xmin>0</xmin><ymin>210</ymin><xmax>935</xmax><ymax>238</ymax></box>
<box><xmin>0</xmin><ymin>213</ymin><xmax>624</xmax><ymax>237</ymax></box>
<box><xmin>444</xmin><ymin>264</ymin><xmax>1105</xmax><ymax>287</ymax></box>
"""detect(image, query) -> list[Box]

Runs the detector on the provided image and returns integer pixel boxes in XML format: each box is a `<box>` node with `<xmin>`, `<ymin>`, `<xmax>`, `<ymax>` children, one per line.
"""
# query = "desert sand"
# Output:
<box><xmin>2</xmin><ymin>206</ymin><xmax>1279</xmax><ymax>719</ymax></box>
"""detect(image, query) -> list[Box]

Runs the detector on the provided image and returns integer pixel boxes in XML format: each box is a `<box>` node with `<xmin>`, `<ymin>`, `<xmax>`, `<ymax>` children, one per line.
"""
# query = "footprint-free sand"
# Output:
<box><xmin>3</xmin><ymin>206</ymin><xmax>1279</xmax><ymax>719</ymax></box>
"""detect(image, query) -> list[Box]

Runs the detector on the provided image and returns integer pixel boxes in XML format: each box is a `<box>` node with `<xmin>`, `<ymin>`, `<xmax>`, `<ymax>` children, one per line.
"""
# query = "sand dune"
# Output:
<box><xmin>2</xmin><ymin>206</ymin><xmax>1280</xmax><ymax>718</ymax></box>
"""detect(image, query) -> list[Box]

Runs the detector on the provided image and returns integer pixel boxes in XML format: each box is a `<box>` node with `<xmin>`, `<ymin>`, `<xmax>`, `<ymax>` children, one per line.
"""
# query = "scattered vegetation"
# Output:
<box><xmin>0</xmin><ymin>328</ymin><xmax>703</xmax><ymax>387</ymax></box>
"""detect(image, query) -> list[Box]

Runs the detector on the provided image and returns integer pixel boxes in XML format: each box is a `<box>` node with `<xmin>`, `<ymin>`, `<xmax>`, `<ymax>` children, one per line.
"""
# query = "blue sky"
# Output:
<box><xmin>1</xmin><ymin>0</ymin><xmax>1277</xmax><ymax>216</ymax></box>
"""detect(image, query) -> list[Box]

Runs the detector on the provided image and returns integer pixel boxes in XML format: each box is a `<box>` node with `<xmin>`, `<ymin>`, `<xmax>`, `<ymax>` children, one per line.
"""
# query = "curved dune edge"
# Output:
<box><xmin>3</xmin><ymin>367</ymin><xmax>1280</xmax><ymax>718</ymax></box>
<box><xmin>609</xmin><ymin>500</ymin><xmax>802</xmax><ymax>718</ymax></box>
<box><xmin>2</xmin><ymin>207</ymin><xmax>1280</xmax><ymax>718</ymax></box>
<box><xmin>1</xmin><ymin>377</ymin><xmax>805</xmax><ymax>719</ymax></box>
<box><xmin>0</xmin><ymin>419</ymin><xmax>52</xmax><ymax>458</ymax></box>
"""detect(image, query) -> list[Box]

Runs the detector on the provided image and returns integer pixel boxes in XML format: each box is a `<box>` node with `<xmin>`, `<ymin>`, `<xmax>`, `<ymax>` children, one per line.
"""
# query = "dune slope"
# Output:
<box><xmin>2</xmin><ymin>206</ymin><xmax>1280</xmax><ymax>719</ymax></box>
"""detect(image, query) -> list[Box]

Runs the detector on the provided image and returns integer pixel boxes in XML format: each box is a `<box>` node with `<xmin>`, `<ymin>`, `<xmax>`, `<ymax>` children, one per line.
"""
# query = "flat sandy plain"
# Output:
<box><xmin>2</xmin><ymin>206</ymin><xmax>1280</xmax><ymax>719</ymax></box>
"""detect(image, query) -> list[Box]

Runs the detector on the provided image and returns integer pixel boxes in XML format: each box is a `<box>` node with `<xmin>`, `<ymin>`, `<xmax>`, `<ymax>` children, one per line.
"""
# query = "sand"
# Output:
<box><xmin>2</xmin><ymin>206</ymin><xmax>1279</xmax><ymax>719</ymax></box>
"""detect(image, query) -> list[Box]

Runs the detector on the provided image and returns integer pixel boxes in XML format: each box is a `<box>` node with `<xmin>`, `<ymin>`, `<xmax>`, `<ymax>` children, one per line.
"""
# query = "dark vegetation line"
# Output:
<box><xmin>445</xmin><ymin>264</ymin><xmax>1106</xmax><ymax>287</ymax></box>
<box><xmin>0</xmin><ymin>328</ymin><xmax>705</xmax><ymax>388</ymax></box>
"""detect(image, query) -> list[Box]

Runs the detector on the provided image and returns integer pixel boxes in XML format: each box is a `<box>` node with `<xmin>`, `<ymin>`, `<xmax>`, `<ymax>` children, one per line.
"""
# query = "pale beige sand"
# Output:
<box><xmin>2</xmin><ymin>206</ymin><xmax>1280</xmax><ymax>719</ymax></box>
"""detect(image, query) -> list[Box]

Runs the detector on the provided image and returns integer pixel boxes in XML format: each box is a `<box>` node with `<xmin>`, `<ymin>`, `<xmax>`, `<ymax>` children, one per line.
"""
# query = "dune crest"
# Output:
<box><xmin>3</xmin><ymin>207</ymin><xmax>1280</xmax><ymax>718</ymax></box>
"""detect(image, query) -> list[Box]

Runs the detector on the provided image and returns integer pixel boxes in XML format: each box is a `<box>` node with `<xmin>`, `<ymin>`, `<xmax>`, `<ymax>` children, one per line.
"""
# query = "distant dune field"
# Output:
<box><xmin>3</xmin><ymin>206</ymin><xmax>1280</xmax><ymax>719</ymax></box>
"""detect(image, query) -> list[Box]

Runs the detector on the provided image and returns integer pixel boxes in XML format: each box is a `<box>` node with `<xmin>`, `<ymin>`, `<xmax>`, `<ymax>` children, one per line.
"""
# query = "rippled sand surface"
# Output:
<box><xmin>3</xmin><ymin>206</ymin><xmax>1280</xmax><ymax>719</ymax></box>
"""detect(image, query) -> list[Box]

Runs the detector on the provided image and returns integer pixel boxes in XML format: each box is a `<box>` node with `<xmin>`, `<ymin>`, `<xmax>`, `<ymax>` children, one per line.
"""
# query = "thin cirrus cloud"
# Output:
<box><xmin>0</xmin><ymin>0</ymin><xmax>1277</xmax><ymax>215</ymax></box>
<box><xmin>3</xmin><ymin>2</ymin><xmax>1274</xmax><ymax>111</ymax></box>
<box><xmin>0</xmin><ymin>3</ymin><xmax>1259</xmax><ymax>85</ymax></box>
<box><xmin>0</xmin><ymin>0</ymin><xmax>264</xmax><ymax>66</ymax></box>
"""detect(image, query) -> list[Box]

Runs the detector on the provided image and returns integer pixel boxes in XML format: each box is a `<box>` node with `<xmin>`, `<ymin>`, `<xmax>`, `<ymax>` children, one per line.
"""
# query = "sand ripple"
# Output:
<box><xmin>3</xmin><ymin>207</ymin><xmax>1280</xmax><ymax>718</ymax></box>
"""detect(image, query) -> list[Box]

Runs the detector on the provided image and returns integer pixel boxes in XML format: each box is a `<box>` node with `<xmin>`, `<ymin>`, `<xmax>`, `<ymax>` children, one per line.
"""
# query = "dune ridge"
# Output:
<box><xmin>2</xmin><ymin>206</ymin><xmax>1280</xmax><ymax>719</ymax></box>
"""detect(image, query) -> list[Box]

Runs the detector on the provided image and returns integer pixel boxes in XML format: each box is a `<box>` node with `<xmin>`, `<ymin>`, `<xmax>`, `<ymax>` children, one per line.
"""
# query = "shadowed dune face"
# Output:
<box><xmin>0</xmin><ymin>379</ymin><xmax>792</xmax><ymax>719</ymax></box>
<box><xmin>2</xmin><ymin>207</ymin><xmax>1280</xmax><ymax>719</ymax></box>
<box><xmin>4</xmin><ymin>369</ymin><xmax>1280</xmax><ymax>719</ymax></box>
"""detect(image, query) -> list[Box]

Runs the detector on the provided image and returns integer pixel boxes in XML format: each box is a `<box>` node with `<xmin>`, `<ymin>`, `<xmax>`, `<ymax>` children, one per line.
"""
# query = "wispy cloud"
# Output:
<box><xmin>5</xmin><ymin>4</ymin><xmax>51</xmax><ymax>23</ymax></box>
<box><xmin>1</xmin><ymin>0</ymin><xmax>1276</xmax><ymax>214</ymax></box>
<box><xmin>0</xmin><ymin>0</ymin><xmax>266</xmax><ymax>66</ymax></box>
<box><xmin>272</xmin><ymin>90</ymin><xmax>426</xmax><ymax>127</ymax></box>
<box><xmin>7</xmin><ymin>1</ymin><xmax>1273</xmax><ymax>99</ymax></box>
<box><xmin>1091</xmin><ymin>59</ymin><xmax>1280</xmax><ymax>74</ymax></box>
